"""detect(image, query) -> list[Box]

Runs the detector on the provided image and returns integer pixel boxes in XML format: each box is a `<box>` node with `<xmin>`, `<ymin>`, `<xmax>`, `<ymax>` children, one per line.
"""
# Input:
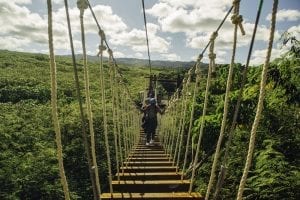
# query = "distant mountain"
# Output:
<box><xmin>74</xmin><ymin>54</ymin><xmax>204</xmax><ymax>68</ymax></box>
<box><xmin>115</xmin><ymin>57</ymin><xmax>197</xmax><ymax>68</ymax></box>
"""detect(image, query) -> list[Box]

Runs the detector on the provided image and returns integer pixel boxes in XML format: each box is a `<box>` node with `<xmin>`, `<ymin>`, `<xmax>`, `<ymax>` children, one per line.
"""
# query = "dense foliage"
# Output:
<box><xmin>0</xmin><ymin>48</ymin><xmax>299</xmax><ymax>199</ymax></box>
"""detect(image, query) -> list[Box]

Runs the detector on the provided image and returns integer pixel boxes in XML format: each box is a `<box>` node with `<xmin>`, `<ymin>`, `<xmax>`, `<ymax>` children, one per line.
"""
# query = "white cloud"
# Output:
<box><xmin>8</xmin><ymin>0</ymin><xmax>32</xmax><ymax>4</ymax></box>
<box><xmin>134</xmin><ymin>52</ymin><xmax>144</xmax><ymax>58</ymax></box>
<box><xmin>53</xmin><ymin>0</ymin><xmax>63</xmax><ymax>5</ymax></box>
<box><xmin>161</xmin><ymin>53</ymin><xmax>181</xmax><ymax>61</ymax></box>
<box><xmin>0</xmin><ymin>36</ymin><xmax>30</xmax><ymax>50</ymax></box>
<box><xmin>147</xmin><ymin>0</ymin><xmax>232</xmax><ymax>34</ymax></box>
<box><xmin>251</xmin><ymin>47</ymin><xmax>289</xmax><ymax>65</ymax></box>
<box><xmin>0</xmin><ymin>1</ymin><xmax>48</xmax><ymax>51</ymax></box>
<box><xmin>267</xmin><ymin>9</ymin><xmax>300</xmax><ymax>22</ymax></box>
<box><xmin>287</xmin><ymin>25</ymin><xmax>300</xmax><ymax>39</ymax></box>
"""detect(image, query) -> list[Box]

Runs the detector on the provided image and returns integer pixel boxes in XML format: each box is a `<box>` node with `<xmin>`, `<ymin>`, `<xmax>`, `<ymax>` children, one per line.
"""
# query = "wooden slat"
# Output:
<box><xmin>112</xmin><ymin>180</ymin><xmax>191</xmax><ymax>193</ymax></box>
<box><xmin>123</xmin><ymin>161</ymin><xmax>174</xmax><ymax>166</ymax></box>
<box><xmin>100</xmin><ymin>192</ymin><xmax>203</xmax><ymax>199</ymax></box>
<box><xmin>120</xmin><ymin>166</ymin><xmax>177</xmax><ymax>173</ymax></box>
<box><xmin>115</xmin><ymin>172</ymin><xmax>182</xmax><ymax>180</ymax></box>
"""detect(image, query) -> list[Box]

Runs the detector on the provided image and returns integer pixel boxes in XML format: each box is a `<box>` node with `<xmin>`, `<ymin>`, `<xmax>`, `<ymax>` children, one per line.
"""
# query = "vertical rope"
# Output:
<box><xmin>176</xmin><ymin>73</ymin><xmax>192</xmax><ymax>168</ymax></box>
<box><xmin>173</xmin><ymin>87</ymin><xmax>186</xmax><ymax>166</ymax></box>
<box><xmin>205</xmin><ymin>0</ymin><xmax>244</xmax><ymax>198</ymax></box>
<box><xmin>181</xmin><ymin>57</ymin><xmax>203</xmax><ymax>180</ymax></box>
<box><xmin>77</xmin><ymin>0</ymin><xmax>101</xmax><ymax>196</ymax></box>
<box><xmin>98</xmin><ymin>30</ymin><xmax>114</xmax><ymax>195</ymax></box>
<box><xmin>189</xmin><ymin>32</ymin><xmax>217</xmax><ymax>193</ymax></box>
<box><xmin>181</xmin><ymin>66</ymin><xmax>197</xmax><ymax>180</ymax></box>
<box><xmin>236</xmin><ymin>0</ymin><xmax>278</xmax><ymax>199</ymax></box>
<box><xmin>108</xmin><ymin>49</ymin><xmax>120</xmax><ymax>182</ymax></box>
<box><xmin>213</xmin><ymin>1</ymin><xmax>264</xmax><ymax>199</ymax></box>
<box><xmin>114</xmin><ymin>79</ymin><xmax>124</xmax><ymax>169</ymax></box>
<box><xmin>63</xmin><ymin>0</ymin><xmax>98</xmax><ymax>199</ymax></box>
<box><xmin>47</xmin><ymin>1</ymin><xmax>70</xmax><ymax>199</ymax></box>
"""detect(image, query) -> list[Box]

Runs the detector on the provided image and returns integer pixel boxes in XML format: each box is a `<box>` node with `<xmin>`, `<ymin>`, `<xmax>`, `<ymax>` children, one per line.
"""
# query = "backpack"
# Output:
<box><xmin>146</xmin><ymin>105</ymin><xmax>157</xmax><ymax>119</ymax></box>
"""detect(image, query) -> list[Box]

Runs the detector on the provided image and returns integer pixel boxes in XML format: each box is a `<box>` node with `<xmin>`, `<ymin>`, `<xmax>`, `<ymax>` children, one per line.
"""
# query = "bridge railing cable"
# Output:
<box><xmin>47</xmin><ymin>0</ymin><xmax>71</xmax><ymax>199</ymax></box>
<box><xmin>63</xmin><ymin>0</ymin><xmax>100</xmax><ymax>199</ymax></box>
<box><xmin>237</xmin><ymin>0</ymin><xmax>278</xmax><ymax>199</ymax></box>
<box><xmin>213</xmin><ymin>0</ymin><xmax>264</xmax><ymax>198</ymax></box>
<box><xmin>205</xmin><ymin>0</ymin><xmax>245</xmax><ymax>198</ymax></box>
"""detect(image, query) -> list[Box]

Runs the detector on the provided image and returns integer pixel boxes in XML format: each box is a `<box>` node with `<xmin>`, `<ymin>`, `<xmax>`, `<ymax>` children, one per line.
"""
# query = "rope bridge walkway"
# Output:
<box><xmin>46</xmin><ymin>0</ymin><xmax>279</xmax><ymax>199</ymax></box>
<box><xmin>101</xmin><ymin>130</ymin><xmax>203</xmax><ymax>199</ymax></box>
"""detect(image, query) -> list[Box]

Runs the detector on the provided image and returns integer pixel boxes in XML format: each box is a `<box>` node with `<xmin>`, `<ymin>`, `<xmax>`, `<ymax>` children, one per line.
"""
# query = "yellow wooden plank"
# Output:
<box><xmin>112</xmin><ymin>180</ymin><xmax>190</xmax><ymax>184</ymax></box>
<box><xmin>101</xmin><ymin>192</ymin><xmax>203</xmax><ymax>198</ymax></box>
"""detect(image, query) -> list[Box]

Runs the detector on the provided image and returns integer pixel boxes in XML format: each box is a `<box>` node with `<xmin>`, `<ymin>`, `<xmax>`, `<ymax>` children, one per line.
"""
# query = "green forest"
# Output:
<box><xmin>0</xmin><ymin>45</ymin><xmax>299</xmax><ymax>200</ymax></box>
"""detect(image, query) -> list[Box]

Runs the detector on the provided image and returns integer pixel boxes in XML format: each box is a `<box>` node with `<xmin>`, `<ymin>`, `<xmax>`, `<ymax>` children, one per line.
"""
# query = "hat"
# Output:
<box><xmin>150</xmin><ymin>98</ymin><xmax>156</xmax><ymax>105</ymax></box>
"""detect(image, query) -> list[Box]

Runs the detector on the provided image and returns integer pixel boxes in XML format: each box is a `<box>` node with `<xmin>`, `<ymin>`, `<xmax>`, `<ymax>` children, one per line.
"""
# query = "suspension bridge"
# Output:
<box><xmin>47</xmin><ymin>0</ymin><xmax>279</xmax><ymax>199</ymax></box>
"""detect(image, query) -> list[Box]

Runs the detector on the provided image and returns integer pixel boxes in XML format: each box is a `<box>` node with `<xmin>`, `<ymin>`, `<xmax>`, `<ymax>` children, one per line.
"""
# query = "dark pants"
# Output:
<box><xmin>144</xmin><ymin>117</ymin><xmax>157</xmax><ymax>143</ymax></box>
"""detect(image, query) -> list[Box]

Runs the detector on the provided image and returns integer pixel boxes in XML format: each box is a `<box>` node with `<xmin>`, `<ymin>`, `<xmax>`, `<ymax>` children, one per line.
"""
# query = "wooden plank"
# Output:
<box><xmin>120</xmin><ymin>166</ymin><xmax>177</xmax><ymax>173</ymax></box>
<box><xmin>100</xmin><ymin>192</ymin><xmax>203</xmax><ymax>199</ymax></box>
<box><xmin>123</xmin><ymin>161</ymin><xmax>174</xmax><ymax>166</ymax></box>
<box><xmin>115</xmin><ymin>172</ymin><xmax>182</xmax><ymax>180</ymax></box>
<box><xmin>112</xmin><ymin>180</ymin><xmax>191</xmax><ymax>193</ymax></box>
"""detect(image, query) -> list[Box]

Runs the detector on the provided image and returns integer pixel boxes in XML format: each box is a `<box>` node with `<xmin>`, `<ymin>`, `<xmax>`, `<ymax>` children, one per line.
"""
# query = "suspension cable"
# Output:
<box><xmin>237</xmin><ymin>0</ymin><xmax>278</xmax><ymax>199</ymax></box>
<box><xmin>47</xmin><ymin>1</ymin><xmax>70</xmax><ymax>199</ymax></box>
<box><xmin>205</xmin><ymin>0</ymin><xmax>245</xmax><ymax>198</ymax></box>
<box><xmin>141</xmin><ymin>0</ymin><xmax>152</xmax><ymax>75</ymax></box>
<box><xmin>63</xmin><ymin>0</ymin><xmax>99</xmax><ymax>199</ymax></box>
<box><xmin>213</xmin><ymin>1</ymin><xmax>264</xmax><ymax>199</ymax></box>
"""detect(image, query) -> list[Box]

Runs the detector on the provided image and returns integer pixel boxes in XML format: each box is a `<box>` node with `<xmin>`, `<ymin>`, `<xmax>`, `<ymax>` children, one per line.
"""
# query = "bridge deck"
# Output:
<box><xmin>100</xmin><ymin>132</ymin><xmax>203</xmax><ymax>199</ymax></box>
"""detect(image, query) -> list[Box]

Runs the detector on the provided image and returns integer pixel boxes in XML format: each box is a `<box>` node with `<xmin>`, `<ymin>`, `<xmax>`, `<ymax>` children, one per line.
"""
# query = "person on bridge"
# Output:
<box><xmin>141</xmin><ymin>98</ymin><xmax>163</xmax><ymax>145</ymax></box>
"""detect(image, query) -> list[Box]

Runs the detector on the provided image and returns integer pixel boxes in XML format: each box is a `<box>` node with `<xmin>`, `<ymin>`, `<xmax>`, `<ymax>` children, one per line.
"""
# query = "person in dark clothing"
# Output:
<box><xmin>141</xmin><ymin>98</ymin><xmax>163</xmax><ymax>145</ymax></box>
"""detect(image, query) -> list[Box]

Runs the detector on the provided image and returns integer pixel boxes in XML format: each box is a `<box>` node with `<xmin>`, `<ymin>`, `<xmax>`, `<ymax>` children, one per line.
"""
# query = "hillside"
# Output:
<box><xmin>0</xmin><ymin>49</ymin><xmax>299</xmax><ymax>199</ymax></box>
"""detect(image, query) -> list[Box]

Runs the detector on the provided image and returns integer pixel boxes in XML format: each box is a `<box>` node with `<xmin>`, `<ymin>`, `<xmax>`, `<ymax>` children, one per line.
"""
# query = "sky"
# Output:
<box><xmin>0</xmin><ymin>0</ymin><xmax>299</xmax><ymax>65</ymax></box>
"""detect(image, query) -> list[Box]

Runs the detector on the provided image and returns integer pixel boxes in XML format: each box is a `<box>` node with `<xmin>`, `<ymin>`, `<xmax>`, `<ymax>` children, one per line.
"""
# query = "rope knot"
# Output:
<box><xmin>77</xmin><ymin>0</ymin><xmax>88</xmax><ymax>13</ymax></box>
<box><xmin>197</xmin><ymin>54</ymin><xmax>203</xmax><ymax>63</ymax></box>
<box><xmin>108</xmin><ymin>48</ymin><xmax>113</xmax><ymax>57</ymax></box>
<box><xmin>99</xmin><ymin>30</ymin><xmax>106</xmax><ymax>41</ymax></box>
<box><xmin>208</xmin><ymin>53</ymin><xmax>216</xmax><ymax>60</ymax></box>
<box><xmin>231</xmin><ymin>14</ymin><xmax>245</xmax><ymax>35</ymax></box>
<box><xmin>195</xmin><ymin>63</ymin><xmax>201</xmax><ymax>76</ymax></box>
<box><xmin>97</xmin><ymin>44</ymin><xmax>107</xmax><ymax>57</ymax></box>
<box><xmin>210</xmin><ymin>32</ymin><xmax>218</xmax><ymax>41</ymax></box>
<box><xmin>233</xmin><ymin>0</ymin><xmax>241</xmax><ymax>5</ymax></box>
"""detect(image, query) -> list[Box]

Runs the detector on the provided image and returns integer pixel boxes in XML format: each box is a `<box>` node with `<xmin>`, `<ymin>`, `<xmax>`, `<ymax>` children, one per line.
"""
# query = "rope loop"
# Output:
<box><xmin>77</xmin><ymin>0</ymin><xmax>88</xmax><ymax>15</ymax></box>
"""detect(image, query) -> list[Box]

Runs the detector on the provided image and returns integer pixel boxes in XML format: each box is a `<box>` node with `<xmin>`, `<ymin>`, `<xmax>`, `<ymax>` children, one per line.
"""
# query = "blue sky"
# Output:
<box><xmin>0</xmin><ymin>0</ymin><xmax>299</xmax><ymax>64</ymax></box>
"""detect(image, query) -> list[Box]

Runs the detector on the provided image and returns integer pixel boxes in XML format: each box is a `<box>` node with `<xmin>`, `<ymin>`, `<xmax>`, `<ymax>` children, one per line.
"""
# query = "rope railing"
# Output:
<box><xmin>205</xmin><ymin>0</ymin><xmax>244</xmax><ymax>198</ymax></box>
<box><xmin>77</xmin><ymin>0</ymin><xmax>102</xmax><ymax>196</ymax></box>
<box><xmin>47</xmin><ymin>1</ymin><xmax>70</xmax><ymax>199</ymax></box>
<box><xmin>213</xmin><ymin>0</ymin><xmax>264</xmax><ymax>198</ymax></box>
<box><xmin>237</xmin><ymin>0</ymin><xmax>278</xmax><ymax>198</ymax></box>
<box><xmin>47</xmin><ymin>0</ymin><xmax>279</xmax><ymax>199</ymax></box>
<box><xmin>63</xmin><ymin>0</ymin><xmax>99</xmax><ymax>199</ymax></box>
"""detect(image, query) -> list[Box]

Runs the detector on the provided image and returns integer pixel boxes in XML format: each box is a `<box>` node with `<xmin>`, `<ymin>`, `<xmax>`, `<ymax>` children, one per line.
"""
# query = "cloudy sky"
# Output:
<box><xmin>0</xmin><ymin>0</ymin><xmax>299</xmax><ymax>64</ymax></box>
